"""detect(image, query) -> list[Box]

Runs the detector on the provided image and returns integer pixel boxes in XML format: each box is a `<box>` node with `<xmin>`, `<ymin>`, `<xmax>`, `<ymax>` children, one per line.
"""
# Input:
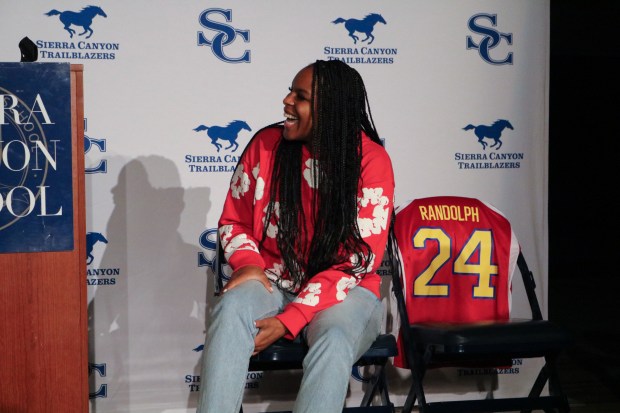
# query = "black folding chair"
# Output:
<box><xmin>388</xmin><ymin>196</ymin><xmax>572</xmax><ymax>413</ymax></box>
<box><xmin>214</xmin><ymin>238</ymin><xmax>397</xmax><ymax>413</ymax></box>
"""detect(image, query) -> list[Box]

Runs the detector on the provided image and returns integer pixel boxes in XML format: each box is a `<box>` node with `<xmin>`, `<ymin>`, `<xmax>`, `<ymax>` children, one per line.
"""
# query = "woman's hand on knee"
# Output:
<box><xmin>223</xmin><ymin>265</ymin><xmax>273</xmax><ymax>293</ymax></box>
<box><xmin>253</xmin><ymin>317</ymin><xmax>288</xmax><ymax>355</ymax></box>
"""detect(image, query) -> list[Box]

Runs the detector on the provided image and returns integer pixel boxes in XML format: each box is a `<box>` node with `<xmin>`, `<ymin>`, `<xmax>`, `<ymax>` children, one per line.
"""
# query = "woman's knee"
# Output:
<box><xmin>213</xmin><ymin>280</ymin><xmax>280</xmax><ymax>323</ymax></box>
<box><xmin>212</xmin><ymin>282</ymin><xmax>259</xmax><ymax>321</ymax></box>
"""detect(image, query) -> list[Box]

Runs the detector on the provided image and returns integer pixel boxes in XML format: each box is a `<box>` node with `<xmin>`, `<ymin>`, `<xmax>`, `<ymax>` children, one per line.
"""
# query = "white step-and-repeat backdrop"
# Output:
<box><xmin>0</xmin><ymin>1</ymin><xmax>549</xmax><ymax>412</ymax></box>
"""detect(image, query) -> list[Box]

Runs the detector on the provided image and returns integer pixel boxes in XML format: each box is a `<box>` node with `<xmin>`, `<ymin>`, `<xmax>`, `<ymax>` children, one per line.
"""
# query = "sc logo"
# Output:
<box><xmin>197</xmin><ymin>8</ymin><xmax>251</xmax><ymax>63</ymax></box>
<box><xmin>198</xmin><ymin>228</ymin><xmax>232</xmax><ymax>294</ymax></box>
<box><xmin>84</xmin><ymin>135</ymin><xmax>107</xmax><ymax>174</ymax></box>
<box><xmin>466</xmin><ymin>13</ymin><xmax>513</xmax><ymax>65</ymax></box>
<box><xmin>89</xmin><ymin>362</ymin><xmax>107</xmax><ymax>399</ymax></box>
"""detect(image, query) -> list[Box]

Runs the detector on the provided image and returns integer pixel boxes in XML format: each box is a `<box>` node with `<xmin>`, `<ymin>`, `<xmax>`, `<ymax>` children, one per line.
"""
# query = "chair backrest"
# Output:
<box><xmin>391</xmin><ymin>195</ymin><xmax>521</xmax><ymax>367</ymax></box>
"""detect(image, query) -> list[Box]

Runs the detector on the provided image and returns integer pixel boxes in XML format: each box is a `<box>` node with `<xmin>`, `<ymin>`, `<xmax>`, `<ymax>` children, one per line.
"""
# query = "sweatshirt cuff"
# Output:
<box><xmin>227</xmin><ymin>249</ymin><xmax>265</xmax><ymax>271</ymax></box>
<box><xmin>275</xmin><ymin>305</ymin><xmax>310</xmax><ymax>339</ymax></box>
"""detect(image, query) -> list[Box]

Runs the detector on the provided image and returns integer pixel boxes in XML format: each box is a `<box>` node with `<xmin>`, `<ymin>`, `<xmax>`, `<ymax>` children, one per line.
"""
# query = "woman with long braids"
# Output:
<box><xmin>197</xmin><ymin>60</ymin><xmax>395</xmax><ymax>413</ymax></box>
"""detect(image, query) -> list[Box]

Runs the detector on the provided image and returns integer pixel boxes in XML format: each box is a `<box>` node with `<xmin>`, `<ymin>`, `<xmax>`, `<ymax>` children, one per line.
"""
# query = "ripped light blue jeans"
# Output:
<box><xmin>196</xmin><ymin>279</ymin><xmax>383</xmax><ymax>413</ymax></box>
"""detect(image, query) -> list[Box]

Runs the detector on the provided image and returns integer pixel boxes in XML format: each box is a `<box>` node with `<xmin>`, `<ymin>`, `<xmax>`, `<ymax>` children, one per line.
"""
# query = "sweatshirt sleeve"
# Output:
<box><xmin>276</xmin><ymin>143</ymin><xmax>395</xmax><ymax>338</ymax></box>
<box><xmin>218</xmin><ymin>135</ymin><xmax>266</xmax><ymax>272</ymax></box>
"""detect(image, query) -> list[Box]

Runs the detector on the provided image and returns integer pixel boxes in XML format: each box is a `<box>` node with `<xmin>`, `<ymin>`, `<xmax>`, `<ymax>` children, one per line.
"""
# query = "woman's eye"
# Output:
<box><xmin>287</xmin><ymin>87</ymin><xmax>307</xmax><ymax>101</ymax></box>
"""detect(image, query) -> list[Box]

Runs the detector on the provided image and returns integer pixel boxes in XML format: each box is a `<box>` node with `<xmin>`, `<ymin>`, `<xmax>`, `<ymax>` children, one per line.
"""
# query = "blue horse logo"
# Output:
<box><xmin>332</xmin><ymin>13</ymin><xmax>387</xmax><ymax>45</ymax></box>
<box><xmin>86</xmin><ymin>231</ymin><xmax>108</xmax><ymax>265</ymax></box>
<box><xmin>45</xmin><ymin>6</ymin><xmax>107</xmax><ymax>39</ymax></box>
<box><xmin>463</xmin><ymin>119</ymin><xmax>514</xmax><ymax>150</ymax></box>
<box><xmin>193</xmin><ymin>120</ymin><xmax>252</xmax><ymax>152</ymax></box>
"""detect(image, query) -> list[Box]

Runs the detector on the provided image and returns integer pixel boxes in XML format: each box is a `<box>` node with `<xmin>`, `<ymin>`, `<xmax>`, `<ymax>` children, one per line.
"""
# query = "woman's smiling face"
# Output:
<box><xmin>282</xmin><ymin>65</ymin><xmax>314</xmax><ymax>143</ymax></box>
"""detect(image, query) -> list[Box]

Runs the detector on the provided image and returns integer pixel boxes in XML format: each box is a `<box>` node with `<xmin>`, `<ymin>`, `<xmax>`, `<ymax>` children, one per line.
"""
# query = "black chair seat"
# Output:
<box><xmin>249</xmin><ymin>338</ymin><xmax>308</xmax><ymax>370</ymax></box>
<box><xmin>248</xmin><ymin>333</ymin><xmax>397</xmax><ymax>370</ymax></box>
<box><xmin>357</xmin><ymin>333</ymin><xmax>398</xmax><ymax>364</ymax></box>
<box><xmin>410</xmin><ymin>319</ymin><xmax>573</xmax><ymax>356</ymax></box>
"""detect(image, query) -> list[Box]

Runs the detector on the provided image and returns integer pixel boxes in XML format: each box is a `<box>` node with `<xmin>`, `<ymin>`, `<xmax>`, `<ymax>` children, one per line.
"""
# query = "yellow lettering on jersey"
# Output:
<box><xmin>464</xmin><ymin>206</ymin><xmax>480</xmax><ymax>222</ymax></box>
<box><xmin>419</xmin><ymin>205</ymin><xmax>428</xmax><ymax>220</ymax></box>
<box><xmin>418</xmin><ymin>205</ymin><xmax>480</xmax><ymax>222</ymax></box>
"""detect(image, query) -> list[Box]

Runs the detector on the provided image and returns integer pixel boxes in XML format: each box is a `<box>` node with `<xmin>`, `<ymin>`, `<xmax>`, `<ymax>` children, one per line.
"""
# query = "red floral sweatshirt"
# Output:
<box><xmin>218</xmin><ymin>125</ymin><xmax>395</xmax><ymax>339</ymax></box>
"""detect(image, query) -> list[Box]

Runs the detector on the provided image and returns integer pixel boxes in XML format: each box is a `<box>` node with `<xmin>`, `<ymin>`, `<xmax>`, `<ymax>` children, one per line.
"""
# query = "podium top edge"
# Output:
<box><xmin>70</xmin><ymin>64</ymin><xmax>84</xmax><ymax>72</ymax></box>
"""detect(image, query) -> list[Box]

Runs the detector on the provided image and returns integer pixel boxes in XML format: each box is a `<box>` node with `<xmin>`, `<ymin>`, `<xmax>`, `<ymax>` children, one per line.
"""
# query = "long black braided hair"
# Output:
<box><xmin>262</xmin><ymin>59</ymin><xmax>384</xmax><ymax>292</ymax></box>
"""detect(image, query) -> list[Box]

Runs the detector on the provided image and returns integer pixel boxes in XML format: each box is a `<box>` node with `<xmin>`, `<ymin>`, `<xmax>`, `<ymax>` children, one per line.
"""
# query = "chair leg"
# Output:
<box><xmin>527</xmin><ymin>365</ymin><xmax>549</xmax><ymax>400</ymax></box>
<box><xmin>360</xmin><ymin>364</ymin><xmax>395</xmax><ymax>411</ymax></box>
<box><xmin>402</xmin><ymin>385</ymin><xmax>417</xmax><ymax>413</ymax></box>
<box><xmin>546</xmin><ymin>355</ymin><xmax>570</xmax><ymax>413</ymax></box>
<box><xmin>403</xmin><ymin>363</ymin><xmax>428</xmax><ymax>413</ymax></box>
<box><xmin>378</xmin><ymin>375</ymin><xmax>393</xmax><ymax>408</ymax></box>
<box><xmin>360</xmin><ymin>366</ymin><xmax>382</xmax><ymax>406</ymax></box>
<box><xmin>521</xmin><ymin>354</ymin><xmax>569</xmax><ymax>413</ymax></box>
<box><xmin>520</xmin><ymin>365</ymin><xmax>547</xmax><ymax>413</ymax></box>
<box><xmin>404</xmin><ymin>350</ymin><xmax>428</xmax><ymax>413</ymax></box>
<box><xmin>377</xmin><ymin>370</ymin><xmax>394</xmax><ymax>410</ymax></box>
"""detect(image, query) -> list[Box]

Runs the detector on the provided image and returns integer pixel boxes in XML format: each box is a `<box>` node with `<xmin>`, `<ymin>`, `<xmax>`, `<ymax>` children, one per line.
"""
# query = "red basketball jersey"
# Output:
<box><xmin>393</xmin><ymin>196</ymin><xmax>519</xmax><ymax>368</ymax></box>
